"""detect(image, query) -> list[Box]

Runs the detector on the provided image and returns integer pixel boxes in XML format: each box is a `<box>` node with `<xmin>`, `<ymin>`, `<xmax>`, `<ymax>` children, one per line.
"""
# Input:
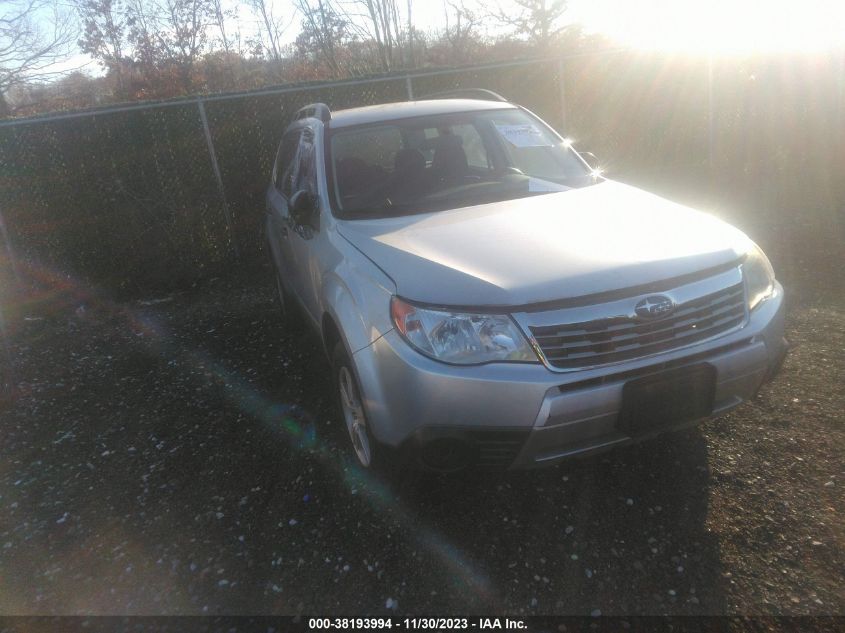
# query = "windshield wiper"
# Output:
<box><xmin>342</xmin><ymin>198</ymin><xmax>428</xmax><ymax>219</ymax></box>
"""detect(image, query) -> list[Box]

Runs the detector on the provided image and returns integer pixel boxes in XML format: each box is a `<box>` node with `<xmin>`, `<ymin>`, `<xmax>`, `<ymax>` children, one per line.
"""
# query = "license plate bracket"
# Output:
<box><xmin>618</xmin><ymin>364</ymin><xmax>716</xmax><ymax>436</ymax></box>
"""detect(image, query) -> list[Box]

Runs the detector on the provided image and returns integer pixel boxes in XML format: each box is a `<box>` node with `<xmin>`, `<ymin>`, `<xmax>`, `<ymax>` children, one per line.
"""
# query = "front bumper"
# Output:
<box><xmin>353</xmin><ymin>282</ymin><xmax>787</xmax><ymax>470</ymax></box>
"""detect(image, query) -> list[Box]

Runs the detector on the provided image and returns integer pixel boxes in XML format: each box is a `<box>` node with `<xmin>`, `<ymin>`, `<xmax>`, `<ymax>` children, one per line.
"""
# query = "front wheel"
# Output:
<box><xmin>332</xmin><ymin>342</ymin><xmax>379</xmax><ymax>469</ymax></box>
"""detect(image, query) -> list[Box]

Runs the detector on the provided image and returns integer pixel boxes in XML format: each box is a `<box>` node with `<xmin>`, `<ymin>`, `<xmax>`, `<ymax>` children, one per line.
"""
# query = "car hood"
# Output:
<box><xmin>336</xmin><ymin>180</ymin><xmax>753</xmax><ymax>308</ymax></box>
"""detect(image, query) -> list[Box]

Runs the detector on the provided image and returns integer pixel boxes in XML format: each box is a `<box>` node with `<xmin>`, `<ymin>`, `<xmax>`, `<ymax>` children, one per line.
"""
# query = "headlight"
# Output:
<box><xmin>390</xmin><ymin>297</ymin><xmax>538</xmax><ymax>365</ymax></box>
<box><xmin>742</xmin><ymin>245</ymin><xmax>776</xmax><ymax>311</ymax></box>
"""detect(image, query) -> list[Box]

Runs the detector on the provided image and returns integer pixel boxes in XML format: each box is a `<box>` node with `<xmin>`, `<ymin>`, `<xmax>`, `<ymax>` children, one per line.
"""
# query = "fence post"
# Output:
<box><xmin>405</xmin><ymin>75</ymin><xmax>414</xmax><ymax>101</ymax></box>
<box><xmin>558</xmin><ymin>57</ymin><xmax>567</xmax><ymax>131</ymax></box>
<box><xmin>0</xmin><ymin>206</ymin><xmax>19</xmax><ymax>286</ymax></box>
<box><xmin>197</xmin><ymin>99</ymin><xmax>239</xmax><ymax>258</ymax></box>
<box><xmin>0</xmin><ymin>205</ymin><xmax>16</xmax><ymax>395</ymax></box>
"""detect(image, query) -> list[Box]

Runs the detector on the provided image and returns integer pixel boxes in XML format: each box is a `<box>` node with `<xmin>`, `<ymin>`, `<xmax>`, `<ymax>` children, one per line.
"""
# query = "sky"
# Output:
<box><xmin>568</xmin><ymin>0</ymin><xmax>845</xmax><ymax>54</ymax></box>
<box><xmin>34</xmin><ymin>0</ymin><xmax>845</xmax><ymax>79</ymax></box>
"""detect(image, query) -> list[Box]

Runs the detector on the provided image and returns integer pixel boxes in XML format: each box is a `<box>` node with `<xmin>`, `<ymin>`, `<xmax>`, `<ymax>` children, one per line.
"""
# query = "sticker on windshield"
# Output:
<box><xmin>494</xmin><ymin>123</ymin><xmax>552</xmax><ymax>148</ymax></box>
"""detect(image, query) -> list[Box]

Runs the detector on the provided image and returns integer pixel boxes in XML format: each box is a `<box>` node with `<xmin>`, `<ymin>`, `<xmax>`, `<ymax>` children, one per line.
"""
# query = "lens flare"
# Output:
<box><xmin>571</xmin><ymin>0</ymin><xmax>845</xmax><ymax>54</ymax></box>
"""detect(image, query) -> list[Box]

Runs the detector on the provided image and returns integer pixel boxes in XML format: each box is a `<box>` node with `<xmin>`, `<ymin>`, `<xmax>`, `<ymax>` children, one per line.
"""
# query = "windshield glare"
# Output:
<box><xmin>328</xmin><ymin>109</ymin><xmax>594</xmax><ymax>219</ymax></box>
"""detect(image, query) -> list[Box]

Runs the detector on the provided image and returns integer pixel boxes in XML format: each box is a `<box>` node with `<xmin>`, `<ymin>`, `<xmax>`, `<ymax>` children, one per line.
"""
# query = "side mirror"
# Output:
<box><xmin>289</xmin><ymin>189</ymin><xmax>318</xmax><ymax>227</ymax></box>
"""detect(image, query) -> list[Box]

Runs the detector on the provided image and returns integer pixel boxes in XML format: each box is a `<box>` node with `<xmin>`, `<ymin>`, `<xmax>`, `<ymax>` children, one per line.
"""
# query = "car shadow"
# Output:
<box><xmin>383</xmin><ymin>428</ymin><xmax>727</xmax><ymax>615</ymax></box>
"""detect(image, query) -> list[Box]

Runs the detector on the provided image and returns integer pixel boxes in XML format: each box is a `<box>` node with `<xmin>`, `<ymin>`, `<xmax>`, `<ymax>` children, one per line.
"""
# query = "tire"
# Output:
<box><xmin>332</xmin><ymin>341</ymin><xmax>384</xmax><ymax>470</ymax></box>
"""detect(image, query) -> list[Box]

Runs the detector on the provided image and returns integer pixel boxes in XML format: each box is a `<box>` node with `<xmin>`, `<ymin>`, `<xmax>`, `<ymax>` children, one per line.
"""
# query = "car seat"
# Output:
<box><xmin>431</xmin><ymin>134</ymin><xmax>468</xmax><ymax>181</ymax></box>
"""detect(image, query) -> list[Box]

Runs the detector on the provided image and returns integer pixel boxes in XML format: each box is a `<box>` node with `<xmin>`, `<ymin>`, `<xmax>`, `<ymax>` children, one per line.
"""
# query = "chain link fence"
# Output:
<box><xmin>0</xmin><ymin>53</ymin><xmax>842</xmax><ymax>297</ymax></box>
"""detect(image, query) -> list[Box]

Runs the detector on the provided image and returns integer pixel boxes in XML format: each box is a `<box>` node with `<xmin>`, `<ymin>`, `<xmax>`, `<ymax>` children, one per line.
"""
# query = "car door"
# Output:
<box><xmin>285</xmin><ymin>125</ymin><xmax>322</xmax><ymax>323</ymax></box>
<box><xmin>266</xmin><ymin>128</ymin><xmax>302</xmax><ymax>295</ymax></box>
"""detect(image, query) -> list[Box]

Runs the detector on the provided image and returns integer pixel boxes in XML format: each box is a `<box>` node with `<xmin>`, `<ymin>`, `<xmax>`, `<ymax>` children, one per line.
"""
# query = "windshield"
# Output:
<box><xmin>327</xmin><ymin>108</ymin><xmax>595</xmax><ymax>219</ymax></box>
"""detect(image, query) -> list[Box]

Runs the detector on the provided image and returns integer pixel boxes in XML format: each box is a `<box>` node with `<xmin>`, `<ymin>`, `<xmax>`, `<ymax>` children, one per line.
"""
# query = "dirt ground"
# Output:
<box><xmin>0</xmin><ymin>214</ymin><xmax>843</xmax><ymax>617</ymax></box>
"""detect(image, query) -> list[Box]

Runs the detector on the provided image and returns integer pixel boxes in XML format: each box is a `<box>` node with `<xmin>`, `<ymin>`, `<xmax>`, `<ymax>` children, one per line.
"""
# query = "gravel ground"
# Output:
<box><xmin>0</xmin><ymin>253</ymin><xmax>842</xmax><ymax>617</ymax></box>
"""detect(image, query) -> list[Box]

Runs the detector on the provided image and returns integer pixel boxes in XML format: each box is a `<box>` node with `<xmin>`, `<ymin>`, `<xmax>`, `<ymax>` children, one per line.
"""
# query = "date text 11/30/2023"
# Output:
<box><xmin>307</xmin><ymin>617</ymin><xmax>527</xmax><ymax>630</ymax></box>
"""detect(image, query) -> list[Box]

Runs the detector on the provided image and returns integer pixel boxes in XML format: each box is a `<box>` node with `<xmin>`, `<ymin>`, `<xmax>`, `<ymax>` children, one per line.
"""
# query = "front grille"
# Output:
<box><xmin>530</xmin><ymin>282</ymin><xmax>746</xmax><ymax>369</ymax></box>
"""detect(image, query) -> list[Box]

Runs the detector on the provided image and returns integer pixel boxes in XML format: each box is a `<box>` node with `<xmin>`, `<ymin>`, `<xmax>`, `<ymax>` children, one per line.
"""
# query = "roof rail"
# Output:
<box><xmin>419</xmin><ymin>88</ymin><xmax>509</xmax><ymax>103</ymax></box>
<box><xmin>293</xmin><ymin>102</ymin><xmax>331</xmax><ymax>123</ymax></box>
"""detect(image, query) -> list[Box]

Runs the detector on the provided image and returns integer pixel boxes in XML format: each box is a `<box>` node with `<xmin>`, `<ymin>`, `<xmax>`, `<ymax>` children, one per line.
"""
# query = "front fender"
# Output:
<box><xmin>321</xmin><ymin>239</ymin><xmax>396</xmax><ymax>356</ymax></box>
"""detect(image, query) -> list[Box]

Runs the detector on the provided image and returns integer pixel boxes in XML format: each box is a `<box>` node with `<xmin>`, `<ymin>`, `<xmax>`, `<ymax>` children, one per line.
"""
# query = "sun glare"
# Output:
<box><xmin>571</xmin><ymin>0</ymin><xmax>845</xmax><ymax>54</ymax></box>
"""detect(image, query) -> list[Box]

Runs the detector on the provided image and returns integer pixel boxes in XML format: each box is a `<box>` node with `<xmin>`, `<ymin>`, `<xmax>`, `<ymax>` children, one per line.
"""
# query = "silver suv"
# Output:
<box><xmin>265</xmin><ymin>91</ymin><xmax>787</xmax><ymax>472</ymax></box>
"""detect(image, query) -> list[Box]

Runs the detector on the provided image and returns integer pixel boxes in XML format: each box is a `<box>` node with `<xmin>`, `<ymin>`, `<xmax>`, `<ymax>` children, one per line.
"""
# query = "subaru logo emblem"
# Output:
<box><xmin>635</xmin><ymin>295</ymin><xmax>675</xmax><ymax>319</ymax></box>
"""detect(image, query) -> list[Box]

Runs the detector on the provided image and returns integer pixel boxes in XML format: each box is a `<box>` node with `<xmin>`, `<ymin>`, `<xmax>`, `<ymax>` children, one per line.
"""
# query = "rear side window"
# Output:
<box><xmin>273</xmin><ymin>129</ymin><xmax>302</xmax><ymax>197</ymax></box>
<box><xmin>290</xmin><ymin>128</ymin><xmax>317</xmax><ymax>197</ymax></box>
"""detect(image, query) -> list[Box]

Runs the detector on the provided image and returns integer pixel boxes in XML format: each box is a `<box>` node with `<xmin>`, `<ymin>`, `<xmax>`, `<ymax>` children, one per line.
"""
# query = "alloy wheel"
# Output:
<box><xmin>338</xmin><ymin>366</ymin><xmax>372</xmax><ymax>467</ymax></box>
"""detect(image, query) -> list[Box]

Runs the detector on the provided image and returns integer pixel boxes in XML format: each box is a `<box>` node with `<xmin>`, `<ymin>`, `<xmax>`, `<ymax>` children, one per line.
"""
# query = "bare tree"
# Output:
<box><xmin>76</xmin><ymin>0</ymin><xmax>128</xmax><ymax>92</ymax></box>
<box><xmin>443</xmin><ymin>0</ymin><xmax>480</xmax><ymax>62</ymax></box>
<box><xmin>338</xmin><ymin>0</ymin><xmax>404</xmax><ymax>71</ymax></box>
<box><xmin>404</xmin><ymin>0</ymin><xmax>412</xmax><ymax>67</ymax></box>
<box><xmin>208</xmin><ymin>0</ymin><xmax>234</xmax><ymax>54</ymax></box>
<box><xmin>246</xmin><ymin>0</ymin><xmax>292</xmax><ymax>61</ymax></box>
<box><xmin>121</xmin><ymin>0</ymin><xmax>214</xmax><ymax>92</ymax></box>
<box><xmin>366</xmin><ymin>0</ymin><xmax>401</xmax><ymax>70</ymax></box>
<box><xmin>294</xmin><ymin>0</ymin><xmax>350</xmax><ymax>76</ymax></box>
<box><xmin>125</xmin><ymin>0</ymin><xmax>158</xmax><ymax>69</ymax></box>
<box><xmin>493</xmin><ymin>0</ymin><xmax>567</xmax><ymax>49</ymax></box>
<box><xmin>0</xmin><ymin>0</ymin><xmax>75</xmax><ymax>115</ymax></box>
<box><xmin>157</xmin><ymin>0</ymin><xmax>212</xmax><ymax>87</ymax></box>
